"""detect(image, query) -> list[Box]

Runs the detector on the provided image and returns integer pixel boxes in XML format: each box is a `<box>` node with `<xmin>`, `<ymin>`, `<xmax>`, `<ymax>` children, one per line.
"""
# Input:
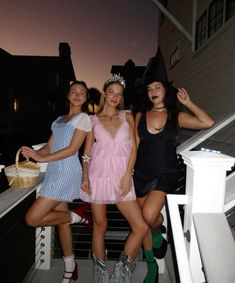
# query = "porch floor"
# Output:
<box><xmin>26</xmin><ymin>258</ymin><xmax>172</xmax><ymax>283</ymax></box>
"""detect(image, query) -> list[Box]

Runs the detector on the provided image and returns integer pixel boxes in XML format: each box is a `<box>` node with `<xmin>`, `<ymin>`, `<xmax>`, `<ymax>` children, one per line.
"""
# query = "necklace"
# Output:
<box><xmin>153</xmin><ymin>106</ymin><xmax>166</xmax><ymax>110</ymax></box>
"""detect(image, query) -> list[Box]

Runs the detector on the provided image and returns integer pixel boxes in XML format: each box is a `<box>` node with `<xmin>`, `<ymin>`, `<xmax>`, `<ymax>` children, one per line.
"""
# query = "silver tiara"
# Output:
<box><xmin>105</xmin><ymin>74</ymin><xmax>126</xmax><ymax>88</ymax></box>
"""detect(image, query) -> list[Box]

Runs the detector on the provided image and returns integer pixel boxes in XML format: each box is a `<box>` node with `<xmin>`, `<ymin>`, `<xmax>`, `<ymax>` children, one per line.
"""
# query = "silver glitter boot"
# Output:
<box><xmin>120</xmin><ymin>256</ymin><xmax>136</xmax><ymax>283</ymax></box>
<box><xmin>93</xmin><ymin>255</ymin><xmax>109</xmax><ymax>283</ymax></box>
<box><xmin>109</xmin><ymin>252</ymin><xmax>127</xmax><ymax>283</ymax></box>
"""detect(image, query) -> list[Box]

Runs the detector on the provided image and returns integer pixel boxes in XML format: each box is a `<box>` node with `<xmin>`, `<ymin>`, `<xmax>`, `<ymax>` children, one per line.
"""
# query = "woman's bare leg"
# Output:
<box><xmin>138</xmin><ymin>191</ymin><xmax>166</xmax><ymax>283</ymax></box>
<box><xmin>56</xmin><ymin>202</ymin><xmax>73</xmax><ymax>257</ymax></box>
<box><xmin>110</xmin><ymin>200</ymin><xmax>148</xmax><ymax>283</ymax></box>
<box><xmin>90</xmin><ymin>204</ymin><xmax>109</xmax><ymax>282</ymax></box>
<box><xmin>25</xmin><ymin>197</ymin><xmax>71</xmax><ymax>227</ymax></box>
<box><xmin>139</xmin><ymin>190</ymin><xmax>166</xmax><ymax>250</ymax></box>
<box><xmin>91</xmin><ymin>203</ymin><xmax>107</xmax><ymax>261</ymax></box>
<box><xmin>116</xmin><ymin>200</ymin><xmax>148</xmax><ymax>260</ymax></box>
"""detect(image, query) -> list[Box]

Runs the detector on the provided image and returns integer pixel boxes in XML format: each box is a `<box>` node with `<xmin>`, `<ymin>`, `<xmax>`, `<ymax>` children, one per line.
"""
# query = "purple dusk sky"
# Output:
<box><xmin>0</xmin><ymin>0</ymin><xmax>159</xmax><ymax>91</ymax></box>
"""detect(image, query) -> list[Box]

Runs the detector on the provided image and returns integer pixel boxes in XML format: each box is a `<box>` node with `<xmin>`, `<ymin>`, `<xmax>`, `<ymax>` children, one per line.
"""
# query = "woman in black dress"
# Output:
<box><xmin>133</xmin><ymin>48</ymin><xmax>214</xmax><ymax>283</ymax></box>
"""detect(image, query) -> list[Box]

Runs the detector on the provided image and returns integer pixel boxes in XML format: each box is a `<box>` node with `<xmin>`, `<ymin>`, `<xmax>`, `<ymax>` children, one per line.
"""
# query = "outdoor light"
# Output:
<box><xmin>200</xmin><ymin>147</ymin><xmax>221</xmax><ymax>154</ymax></box>
<box><xmin>13</xmin><ymin>98</ymin><xmax>18</xmax><ymax>112</ymax></box>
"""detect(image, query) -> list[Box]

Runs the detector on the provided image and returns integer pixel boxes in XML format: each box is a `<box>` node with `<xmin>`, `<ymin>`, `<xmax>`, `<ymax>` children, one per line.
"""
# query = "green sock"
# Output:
<box><xmin>144</xmin><ymin>250</ymin><xmax>158</xmax><ymax>283</ymax></box>
<box><xmin>152</xmin><ymin>228</ymin><xmax>163</xmax><ymax>248</ymax></box>
<box><xmin>145</xmin><ymin>250</ymin><xmax>154</xmax><ymax>262</ymax></box>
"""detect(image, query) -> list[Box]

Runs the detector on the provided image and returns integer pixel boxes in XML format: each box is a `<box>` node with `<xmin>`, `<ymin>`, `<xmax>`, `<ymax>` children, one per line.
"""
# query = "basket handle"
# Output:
<box><xmin>15</xmin><ymin>147</ymin><xmax>29</xmax><ymax>172</ymax></box>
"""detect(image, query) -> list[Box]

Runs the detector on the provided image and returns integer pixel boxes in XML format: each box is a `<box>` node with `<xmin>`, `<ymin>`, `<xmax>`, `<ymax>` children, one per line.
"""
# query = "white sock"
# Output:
<box><xmin>64</xmin><ymin>254</ymin><xmax>75</xmax><ymax>272</ymax></box>
<box><xmin>61</xmin><ymin>254</ymin><xmax>76</xmax><ymax>283</ymax></box>
<box><xmin>70</xmin><ymin>212</ymin><xmax>82</xmax><ymax>224</ymax></box>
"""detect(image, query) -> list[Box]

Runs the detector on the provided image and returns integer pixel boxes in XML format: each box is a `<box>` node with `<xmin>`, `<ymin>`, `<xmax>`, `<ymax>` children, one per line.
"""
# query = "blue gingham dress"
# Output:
<box><xmin>39</xmin><ymin>113</ymin><xmax>92</xmax><ymax>202</ymax></box>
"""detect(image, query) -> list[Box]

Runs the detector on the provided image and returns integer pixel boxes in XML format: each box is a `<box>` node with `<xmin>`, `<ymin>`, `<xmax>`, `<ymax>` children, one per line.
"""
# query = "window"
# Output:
<box><xmin>225</xmin><ymin>0</ymin><xmax>235</xmax><ymax>21</ymax></box>
<box><xmin>196</xmin><ymin>11</ymin><xmax>207</xmax><ymax>49</ymax></box>
<box><xmin>208</xmin><ymin>0</ymin><xmax>223</xmax><ymax>38</ymax></box>
<box><xmin>195</xmin><ymin>0</ymin><xmax>235</xmax><ymax>50</ymax></box>
<box><xmin>170</xmin><ymin>46</ymin><xmax>180</xmax><ymax>68</ymax></box>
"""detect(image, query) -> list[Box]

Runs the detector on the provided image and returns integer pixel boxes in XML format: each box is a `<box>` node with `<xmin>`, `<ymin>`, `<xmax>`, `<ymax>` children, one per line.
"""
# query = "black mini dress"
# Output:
<box><xmin>133</xmin><ymin>111</ymin><xmax>179</xmax><ymax>198</ymax></box>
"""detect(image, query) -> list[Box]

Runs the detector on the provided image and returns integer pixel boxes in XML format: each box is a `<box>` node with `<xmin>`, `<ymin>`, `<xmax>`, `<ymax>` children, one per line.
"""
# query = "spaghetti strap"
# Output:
<box><xmin>120</xmin><ymin>110</ymin><xmax>129</xmax><ymax>122</ymax></box>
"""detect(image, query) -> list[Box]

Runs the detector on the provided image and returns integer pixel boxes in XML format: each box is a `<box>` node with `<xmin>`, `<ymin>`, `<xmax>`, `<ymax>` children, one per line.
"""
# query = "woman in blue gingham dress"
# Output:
<box><xmin>22</xmin><ymin>81</ymin><xmax>92</xmax><ymax>283</ymax></box>
<box><xmin>40</xmin><ymin>113</ymin><xmax>87</xmax><ymax>202</ymax></box>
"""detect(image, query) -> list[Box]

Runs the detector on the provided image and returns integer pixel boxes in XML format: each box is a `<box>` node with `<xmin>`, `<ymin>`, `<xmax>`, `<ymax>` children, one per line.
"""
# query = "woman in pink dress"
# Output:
<box><xmin>81</xmin><ymin>74</ymin><xmax>148</xmax><ymax>283</ymax></box>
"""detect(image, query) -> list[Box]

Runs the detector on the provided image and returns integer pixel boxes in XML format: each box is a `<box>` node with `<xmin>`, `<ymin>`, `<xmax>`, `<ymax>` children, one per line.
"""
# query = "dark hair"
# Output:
<box><xmin>70</xmin><ymin>80</ymin><xmax>88</xmax><ymax>90</ymax></box>
<box><xmin>68</xmin><ymin>80</ymin><xmax>89</xmax><ymax>112</ymax></box>
<box><xmin>141</xmin><ymin>82</ymin><xmax>179</xmax><ymax>124</ymax></box>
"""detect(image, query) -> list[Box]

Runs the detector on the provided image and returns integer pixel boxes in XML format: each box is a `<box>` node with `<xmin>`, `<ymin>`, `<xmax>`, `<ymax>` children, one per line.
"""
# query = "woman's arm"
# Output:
<box><xmin>81</xmin><ymin>130</ymin><xmax>94</xmax><ymax>195</ymax></box>
<box><xmin>177</xmin><ymin>88</ymin><xmax>215</xmax><ymax>129</ymax></box>
<box><xmin>134</xmin><ymin>112</ymin><xmax>141</xmax><ymax>148</ymax></box>
<box><xmin>35</xmin><ymin>135</ymin><xmax>53</xmax><ymax>156</ymax></box>
<box><xmin>81</xmin><ymin>130</ymin><xmax>94</xmax><ymax>186</ymax></box>
<box><xmin>126</xmin><ymin>112</ymin><xmax>137</xmax><ymax>174</ymax></box>
<box><xmin>120</xmin><ymin>112</ymin><xmax>137</xmax><ymax>196</ymax></box>
<box><xmin>22</xmin><ymin>129</ymin><xmax>87</xmax><ymax>162</ymax></box>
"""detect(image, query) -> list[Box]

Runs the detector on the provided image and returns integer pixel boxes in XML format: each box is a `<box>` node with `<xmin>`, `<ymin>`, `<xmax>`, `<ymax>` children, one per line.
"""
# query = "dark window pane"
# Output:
<box><xmin>208</xmin><ymin>0</ymin><xmax>223</xmax><ymax>38</ymax></box>
<box><xmin>226</xmin><ymin>0</ymin><xmax>235</xmax><ymax>20</ymax></box>
<box><xmin>196</xmin><ymin>11</ymin><xmax>207</xmax><ymax>49</ymax></box>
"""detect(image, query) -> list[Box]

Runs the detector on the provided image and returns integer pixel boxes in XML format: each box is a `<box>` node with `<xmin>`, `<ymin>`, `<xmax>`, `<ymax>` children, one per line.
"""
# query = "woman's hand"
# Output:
<box><xmin>81</xmin><ymin>178</ymin><xmax>92</xmax><ymax>196</ymax></box>
<box><xmin>177</xmin><ymin>88</ymin><xmax>191</xmax><ymax>107</ymax></box>
<box><xmin>120</xmin><ymin>173</ymin><xmax>132</xmax><ymax>197</ymax></box>
<box><xmin>177</xmin><ymin>88</ymin><xmax>215</xmax><ymax>129</ymax></box>
<box><xmin>21</xmin><ymin>146</ymin><xmax>45</xmax><ymax>162</ymax></box>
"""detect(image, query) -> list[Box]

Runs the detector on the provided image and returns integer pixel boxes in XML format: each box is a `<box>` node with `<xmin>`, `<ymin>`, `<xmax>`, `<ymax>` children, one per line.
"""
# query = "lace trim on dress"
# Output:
<box><xmin>95</xmin><ymin>111</ymin><xmax>126</xmax><ymax>140</ymax></box>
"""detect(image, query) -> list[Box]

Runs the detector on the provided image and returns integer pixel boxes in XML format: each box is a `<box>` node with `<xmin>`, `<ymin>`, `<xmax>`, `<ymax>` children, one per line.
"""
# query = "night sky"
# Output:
<box><xmin>0</xmin><ymin>0</ymin><xmax>159</xmax><ymax>91</ymax></box>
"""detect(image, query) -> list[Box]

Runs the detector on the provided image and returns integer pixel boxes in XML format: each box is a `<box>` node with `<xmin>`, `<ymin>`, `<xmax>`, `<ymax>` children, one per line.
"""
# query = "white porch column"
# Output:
<box><xmin>181</xmin><ymin>150</ymin><xmax>235</xmax><ymax>283</ymax></box>
<box><xmin>35</xmin><ymin>183</ymin><xmax>52</xmax><ymax>270</ymax></box>
<box><xmin>32</xmin><ymin>144</ymin><xmax>51</xmax><ymax>270</ymax></box>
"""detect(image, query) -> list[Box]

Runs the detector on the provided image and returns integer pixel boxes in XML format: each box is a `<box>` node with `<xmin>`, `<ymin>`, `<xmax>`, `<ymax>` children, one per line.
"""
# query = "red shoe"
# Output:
<box><xmin>76</xmin><ymin>203</ymin><xmax>90</xmax><ymax>214</ymax></box>
<box><xmin>63</xmin><ymin>262</ymin><xmax>78</xmax><ymax>282</ymax></box>
<box><xmin>75</xmin><ymin>205</ymin><xmax>92</xmax><ymax>228</ymax></box>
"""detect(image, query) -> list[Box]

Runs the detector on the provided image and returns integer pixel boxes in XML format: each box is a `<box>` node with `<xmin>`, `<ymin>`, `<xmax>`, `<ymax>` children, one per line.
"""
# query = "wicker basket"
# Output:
<box><xmin>4</xmin><ymin>147</ymin><xmax>41</xmax><ymax>188</ymax></box>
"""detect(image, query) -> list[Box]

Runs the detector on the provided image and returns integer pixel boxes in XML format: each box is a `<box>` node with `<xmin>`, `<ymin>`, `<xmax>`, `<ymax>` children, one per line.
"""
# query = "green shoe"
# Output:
<box><xmin>143</xmin><ymin>260</ymin><xmax>158</xmax><ymax>283</ymax></box>
<box><xmin>153</xmin><ymin>237</ymin><xmax>167</xmax><ymax>259</ymax></box>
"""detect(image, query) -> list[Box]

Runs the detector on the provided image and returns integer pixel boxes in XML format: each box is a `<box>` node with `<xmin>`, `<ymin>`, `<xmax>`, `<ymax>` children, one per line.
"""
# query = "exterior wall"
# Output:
<box><xmin>0</xmin><ymin>192</ymin><xmax>36</xmax><ymax>283</ymax></box>
<box><xmin>158</xmin><ymin>0</ymin><xmax>235</xmax><ymax>121</ymax></box>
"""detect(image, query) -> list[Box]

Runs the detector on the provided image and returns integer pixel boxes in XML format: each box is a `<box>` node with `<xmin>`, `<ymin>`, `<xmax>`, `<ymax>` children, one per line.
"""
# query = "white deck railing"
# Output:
<box><xmin>177</xmin><ymin>112</ymin><xmax>235</xmax><ymax>154</ymax></box>
<box><xmin>225</xmin><ymin>170</ymin><xmax>235</xmax><ymax>212</ymax></box>
<box><xmin>167</xmin><ymin>111</ymin><xmax>235</xmax><ymax>283</ymax></box>
<box><xmin>32</xmin><ymin>144</ymin><xmax>52</xmax><ymax>271</ymax></box>
<box><xmin>167</xmin><ymin>194</ymin><xmax>192</xmax><ymax>283</ymax></box>
<box><xmin>194</xmin><ymin>212</ymin><xmax>235</xmax><ymax>283</ymax></box>
<box><xmin>168</xmin><ymin>151</ymin><xmax>235</xmax><ymax>283</ymax></box>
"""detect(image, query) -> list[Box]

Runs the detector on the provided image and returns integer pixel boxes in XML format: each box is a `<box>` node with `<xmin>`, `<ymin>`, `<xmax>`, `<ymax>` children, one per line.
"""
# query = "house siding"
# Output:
<box><xmin>158</xmin><ymin>0</ymin><xmax>235</xmax><ymax>120</ymax></box>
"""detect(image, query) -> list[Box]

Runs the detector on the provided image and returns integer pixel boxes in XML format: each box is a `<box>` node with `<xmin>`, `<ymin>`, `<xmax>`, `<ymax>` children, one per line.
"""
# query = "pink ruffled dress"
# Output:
<box><xmin>81</xmin><ymin>110</ymin><xmax>136</xmax><ymax>204</ymax></box>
